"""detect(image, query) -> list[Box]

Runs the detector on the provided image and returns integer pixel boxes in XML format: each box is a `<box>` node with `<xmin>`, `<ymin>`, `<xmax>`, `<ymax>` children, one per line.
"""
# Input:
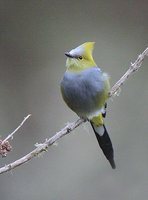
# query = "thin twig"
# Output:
<box><xmin>0</xmin><ymin>47</ymin><xmax>148</xmax><ymax>175</ymax></box>
<box><xmin>0</xmin><ymin>118</ymin><xmax>85</xmax><ymax>174</ymax></box>
<box><xmin>109</xmin><ymin>47</ymin><xmax>148</xmax><ymax>97</ymax></box>
<box><xmin>2</xmin><ymin>114</ymin><xmax>31</xmax><ymax>144</ymax></box>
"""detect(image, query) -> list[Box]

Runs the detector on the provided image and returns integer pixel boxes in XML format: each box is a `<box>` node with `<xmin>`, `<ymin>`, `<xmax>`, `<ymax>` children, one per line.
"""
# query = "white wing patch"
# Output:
<box><xmin>102</xmin><ymin>72</ymin><xmax>110</xmax><ymax>80</ymax></box>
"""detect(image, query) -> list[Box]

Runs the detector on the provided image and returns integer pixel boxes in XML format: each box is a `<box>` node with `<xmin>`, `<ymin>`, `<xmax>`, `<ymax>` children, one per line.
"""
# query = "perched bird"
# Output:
<box><xmin>60</xmin><ymin>42</ymin><xmax>115</xmax><ymax>169</ymax></box>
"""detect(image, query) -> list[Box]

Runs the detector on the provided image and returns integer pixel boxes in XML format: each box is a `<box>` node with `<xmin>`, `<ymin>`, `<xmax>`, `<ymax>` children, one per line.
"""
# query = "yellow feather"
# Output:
<box><xmin>91</xmin><ymin>114</ymin><xmax>104</xmax><ymax>126</ymax></box>
<box><xmin>66</xmin><ymin>42</ymin><xmax>97</xmax><ymax>72</ymax></box>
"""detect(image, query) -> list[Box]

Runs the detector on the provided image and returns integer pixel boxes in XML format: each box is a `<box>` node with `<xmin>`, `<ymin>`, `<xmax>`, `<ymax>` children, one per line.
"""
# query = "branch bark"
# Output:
<box><xmin>2</xmin><ymin>114</ymin><xmax>31</xmax><ymax>144</ymax></box>
<box><xmin>0</xmin><ymin>114</ymin><xmax>31</xmax><ymax>157</ymax></box>
<box><xmin>0</xmin><ymin>47</ymin><xmax>148</xmax><ymax>175</ymax></box>
<box><xmin>109</xmin><ymin>47</ymin><xmax>148</xmax><ymax>97</ymax></box>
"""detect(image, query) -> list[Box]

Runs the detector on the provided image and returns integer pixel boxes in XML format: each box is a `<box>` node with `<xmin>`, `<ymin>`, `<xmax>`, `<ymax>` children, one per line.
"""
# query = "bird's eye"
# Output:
<box><xmin>78</xmin><ymin>56</ymin><xmax>82</xmax><ymax>60</ymax></box>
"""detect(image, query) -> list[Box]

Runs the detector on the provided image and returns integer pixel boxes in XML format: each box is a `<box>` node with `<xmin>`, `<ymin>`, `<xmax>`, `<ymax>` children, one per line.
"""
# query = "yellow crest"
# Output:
<box><xmin>82</xmin><ymin>42</ymin><xmax>95</xmax><ymax>56</ymax></box>
<box><xmin>65</xmin><ymin>42</ymin><xmax>97</xmax><ymax>72</ymax></box>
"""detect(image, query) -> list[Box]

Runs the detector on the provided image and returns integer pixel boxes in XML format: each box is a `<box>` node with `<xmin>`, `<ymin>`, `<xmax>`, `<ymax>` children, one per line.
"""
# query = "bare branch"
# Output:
<box><xmin>109</xmin><ymin>47</ymin><xmax>148</xmax><ymax>97</ymax></box>
<box><xmin>0</xmin><ymin>47</ymin><xmax>147</xmax><ymax>175</ymax></box>
<box><xmin>0</xmin><ymin>118</ymin><xmax>85</xmax><ymax>174</ymax></box>
<box><xmin>2</xmin><ymin>114</ymin><xmax>31</xmax><ymax>143</ymax></box>
<box><xmin>0</xmin><ymin>114</ymin><xmax>31</xmax><ymax>157</ymax></box>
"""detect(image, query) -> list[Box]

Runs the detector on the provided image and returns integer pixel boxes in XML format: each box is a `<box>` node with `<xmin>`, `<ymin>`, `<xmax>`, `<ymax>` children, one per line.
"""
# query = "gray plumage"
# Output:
<box><xmin>61</xmin><ymin>67</ymin><xmax>107</xmax><ymax>118</ymax></box>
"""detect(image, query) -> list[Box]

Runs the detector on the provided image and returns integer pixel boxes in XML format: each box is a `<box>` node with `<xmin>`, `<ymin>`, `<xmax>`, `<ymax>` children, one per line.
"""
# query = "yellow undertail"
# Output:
<box><xmin>91</xmin><ymin>113</ymin><xmax>104</xmax><ymax>127</ymax></box>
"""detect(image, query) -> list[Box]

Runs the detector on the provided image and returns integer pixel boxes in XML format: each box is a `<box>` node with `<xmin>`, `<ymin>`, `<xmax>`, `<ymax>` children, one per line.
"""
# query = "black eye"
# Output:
<box><xmin>79</xmin><ymin>56</ymin><xmax>82</xmax><ymax>60</ymax></box>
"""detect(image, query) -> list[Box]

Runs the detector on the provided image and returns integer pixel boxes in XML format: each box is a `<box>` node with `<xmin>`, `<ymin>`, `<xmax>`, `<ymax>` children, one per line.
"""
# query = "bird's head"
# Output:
<box><xmin>65</xmin><ymin>42</ymin><xmax>97</xmax><ymax>72</ymax></box>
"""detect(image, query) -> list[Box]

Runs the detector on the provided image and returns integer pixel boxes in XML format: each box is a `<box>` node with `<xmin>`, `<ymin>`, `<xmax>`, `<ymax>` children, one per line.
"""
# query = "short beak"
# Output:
<box><xmin>65</xmin><ymin>52</ymin><xmax>73</xmax><ymax>58</ymax></box>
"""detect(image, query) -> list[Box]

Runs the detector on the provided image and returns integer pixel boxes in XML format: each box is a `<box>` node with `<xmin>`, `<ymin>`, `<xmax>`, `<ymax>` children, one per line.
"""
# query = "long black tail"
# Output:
<box><xmin>91</xmin><ymin>122</ymin><xmax>116</xmax><ymax>169</ymax></box>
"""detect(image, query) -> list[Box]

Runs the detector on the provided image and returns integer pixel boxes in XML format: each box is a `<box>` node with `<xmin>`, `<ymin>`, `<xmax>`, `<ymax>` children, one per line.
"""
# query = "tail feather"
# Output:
<box><xmin>91</xmin><ymin>122</ymin><xmax>116</xmax><ymax>169</ymax></box>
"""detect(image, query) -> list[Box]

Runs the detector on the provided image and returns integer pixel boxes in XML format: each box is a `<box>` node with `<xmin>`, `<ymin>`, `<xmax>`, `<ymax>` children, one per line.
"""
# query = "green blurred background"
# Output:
<box><xmin>0</xmin><ymin>0</ymin><xmax>148</xmax><ymax>199</ymax></box>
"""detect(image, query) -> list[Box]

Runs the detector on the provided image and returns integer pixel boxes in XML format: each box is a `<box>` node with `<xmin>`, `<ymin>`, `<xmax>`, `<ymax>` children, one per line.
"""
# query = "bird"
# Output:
<box><xmin>60</xmin><ymin>42</ymin><xmax>116</xmax><ymax>169</ymax></box>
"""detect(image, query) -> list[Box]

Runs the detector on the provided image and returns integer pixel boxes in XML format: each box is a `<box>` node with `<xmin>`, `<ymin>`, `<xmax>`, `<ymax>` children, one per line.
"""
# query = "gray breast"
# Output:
<box><xmin>61</xmin><ymin>67</ymin><xmax>105</xmax><ymax>117</ymax></box>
